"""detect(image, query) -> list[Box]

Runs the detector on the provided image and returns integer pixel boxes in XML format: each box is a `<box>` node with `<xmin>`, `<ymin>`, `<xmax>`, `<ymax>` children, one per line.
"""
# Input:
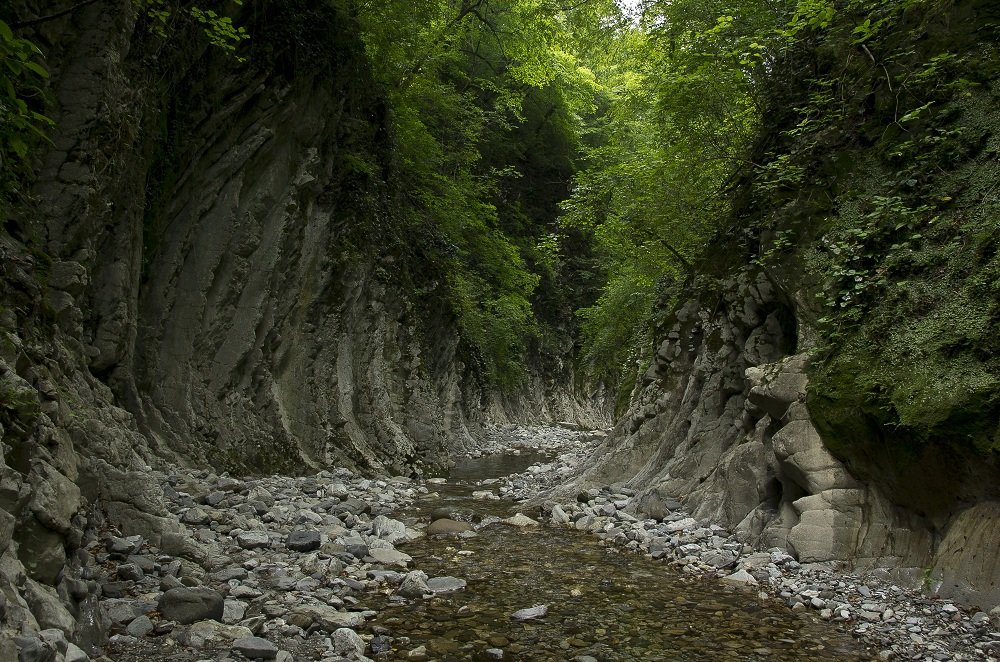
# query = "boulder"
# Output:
<box><xmin>550</xmin><ymin>505</ymin><xmax>570</xmax><ymax>525</ymax></box>
<box><xmin>285</xmin><ymin>530</ymin><xmax>321</xmax><ymax>552</ymax></box>
<box><xmin>371</xmin><ymin>515</ymin><xmax>408</xmax><ymax>544</ymax></box>
<box><xmin>232</xmin><ymin>636</ymin><xmax>278</xmax><ymax>659</ymax></box>
<box><xmin>721</xmin><ymin>570</ymin><xmax>758</xmax><ymax>587</ymax></box>
<box><xmin>288</xmin><ymin>605</ymin><xmax>365</xmax><ymax>632</ymax></box>
<box><xmin>236</xmin><ymin>531</ymin><xmax>271</xmax><ymax>549</ymax></box>
<box><xmin>503</xmin><ymin>513</ymin><xmax>538</xmax><ymax>527</ymax></box>
<box><xmin>23</xmin><ymin>578</ymin><xmax>76</xmax><ymax>636</ymax></box>
<box><xmin>426</xmin><ymin>577</ymin><xmax>466</xmax><ymax>593</ymax></box>
<box><xmin>425</xmin><ymin>519</ymin><xmax>473</xmax><ymax>535</ymax></box>
<box><xmin>510</xmin><ymin>604</ymin><xmax>547</xmax><ymax>621</ymax></box>
<box><xmin>397</xmin><ymin>570</ymin><xmax>430</xmax><ymax>599</ymax></box>
<box><xmin>157</xmin><ymin>586</ymin><xmax>224</xmax><ymax>624</ymax></box>
<box><xmin>368</xmin><ymin>547</ymin><xmax>411</xmax><ymax>567</ymax></box>
<box><xmin>332</xmin><ymin>628</ymin><xmax>366</xmax><ymax>657</ymax></box>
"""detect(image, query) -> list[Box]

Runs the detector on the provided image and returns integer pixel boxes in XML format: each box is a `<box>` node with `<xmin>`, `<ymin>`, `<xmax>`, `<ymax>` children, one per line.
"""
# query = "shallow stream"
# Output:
<box><xmin>370</xmin><ymin>454</ymin><xmax>871</xmax><ymax>661</ymax></box>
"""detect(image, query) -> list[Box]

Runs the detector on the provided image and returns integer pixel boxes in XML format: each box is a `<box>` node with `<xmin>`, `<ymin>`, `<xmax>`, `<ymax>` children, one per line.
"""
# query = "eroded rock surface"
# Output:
<box><xmin>562</xmin><ymin>271</ymin><xmax>1000</xmax><ymax>610</ymax></box>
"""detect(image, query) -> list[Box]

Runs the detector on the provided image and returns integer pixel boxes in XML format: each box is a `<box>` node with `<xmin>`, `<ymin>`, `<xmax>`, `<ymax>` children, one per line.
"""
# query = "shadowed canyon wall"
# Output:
<box><xmin>0</xmin><ymin>0</ymin><xmax>606</xmax><ymax>649</ymax></box>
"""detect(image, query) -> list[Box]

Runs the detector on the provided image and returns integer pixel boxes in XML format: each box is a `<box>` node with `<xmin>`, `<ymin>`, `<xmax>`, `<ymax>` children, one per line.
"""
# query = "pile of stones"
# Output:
<box><xmin>29</xmin><ymin>468</ymin><xmax>471</xmax><ymax>662</ymax></box>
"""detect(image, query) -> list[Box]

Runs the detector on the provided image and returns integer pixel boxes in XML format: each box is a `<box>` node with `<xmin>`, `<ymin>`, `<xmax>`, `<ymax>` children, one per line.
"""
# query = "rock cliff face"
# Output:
<box><xmin>566</xmin><ymin>0</ymin><xmax>1000</xmax><ymax>610</ymax></box>
<box><xmin>0</xmin><ymin>0</ymin><xmax>604</xmax><ymax>652</ymax></box>
<box><xmin>569</xmin><ymin>270</ymin><xmax>1000</xmax><ymax>609</ymax></box>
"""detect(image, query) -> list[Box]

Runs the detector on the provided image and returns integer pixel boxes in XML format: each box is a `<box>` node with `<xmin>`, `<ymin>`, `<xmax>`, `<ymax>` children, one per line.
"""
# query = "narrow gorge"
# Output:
<box><xmin>1</xmin><ymin>0</ymin><xmax>998</xmax><ymax>660</ymax></box>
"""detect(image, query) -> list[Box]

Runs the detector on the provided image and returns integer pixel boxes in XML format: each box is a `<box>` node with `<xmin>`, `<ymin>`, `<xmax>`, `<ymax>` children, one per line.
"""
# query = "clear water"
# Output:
<box><xmin>369</xmin><ymin>455</ymin><xmax>872</xmax><ymax>661</ymax></box>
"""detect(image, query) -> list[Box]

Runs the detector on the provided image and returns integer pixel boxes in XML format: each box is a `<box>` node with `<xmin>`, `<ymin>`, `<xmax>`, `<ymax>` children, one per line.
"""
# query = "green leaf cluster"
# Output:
<box><xmin>740</xmin><ymin>0</ymin><xmax>1000</xmax><ymax>461</ymax></box>
<box><xmin>0</xmin><ymin>18</ymin><xmax>52</xmax><ymax>216</ymax></box>
<box><xmin>560</xmin><ymin>0</ymin><xmax>791</xmax><ymax>383</ymax></box>
<box><xmin>355</xmin><ymin>0</ymin><xmax>618</xmax><ymax>388</ymax></box>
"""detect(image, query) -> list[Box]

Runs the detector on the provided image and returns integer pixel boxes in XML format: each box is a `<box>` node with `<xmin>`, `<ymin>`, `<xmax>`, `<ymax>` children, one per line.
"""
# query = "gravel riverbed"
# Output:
<box><xmin>493</xmin><ymin>426</ymin><xmax>1000</xmax><ymax>662</ymax></box>
<box><xmin>18</xmin><ymin>425</ymin><xmax>999</xmax><ymax>662</ymax></box>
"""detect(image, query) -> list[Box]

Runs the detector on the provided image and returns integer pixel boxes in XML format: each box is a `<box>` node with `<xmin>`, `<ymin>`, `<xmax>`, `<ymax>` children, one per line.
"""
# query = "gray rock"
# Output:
<box><xmin>745</xmin><ymin>355</ymin><xmax>809</xmax><ymax>419</ymax></box>
<box><xmin>772</xmin><ymin>419</ymin><xmax>859</xmax><ymax>493</ymax></box>
<box><xmin>18</xmin><ymin>520</ymin><xmax>67</xmax><ymax>584</ymax></box>
<box><xmin>510</xmin><ymin>604</ymin><xmax>548</xmax><ymax>621</ymax></box>
<box><xmin>700</xmin><ymin>549</ymin><xmax>738</xmax><ymax>568</ymax></box>
<box><xmin>205</xmin><ymin>491</ymin><xmax>227</xmax><ymax>506</ymax></box>
<box><xmin>397</xmin><ymin>570</ymin><xmax>430</xmax><ymax>599</ymax></box>
<box><xmin>550</xmin><ymin>505</ymin><xmax>570</xmax><ymax>525</ymax></box>
<box><xmin>160</xmin><ymin>575</ymin><xmax>183</xmax><ymax>591</ymax></box>
<box><xmin>369</xmin><ymin>547</ymin><xmax>411</xmax><ymax>567</ymax></box>
<box><xmin>116</xmin><ymin>563</ymin><xmax>144</xmax><ymax>581</ymax></box>
<box><xmin>664</xmin><ymin>517</ymin><xmax>696</xmax><ymax>533</ymax></box>
<box><xmin>65</xmin><ymin>643</ymin><xmax>90</xmax><ymax>662</ymax></box>
<box><xmin>288</xmin><ymin>605</ymin><xmax>365</xmax><ymax>632</ymax></box>
<box><xmin>186</xmin><ymin>621</ymin><xmax>253</xmax><ymax>648</ymax></box>
<box><xmin>106</xmin><ymin>535</ymin><xmax>144</xmax><ymax>555</ymax></box>
<box><xmin>181</xmin><ymin>507</ymin><xmax>211</xmax><ymax>525</ymax></box>
<box><xmin>23</xmin><ymin>579</ymin><xmax>76</xmax><ymax>635</ymax></box>
<box><xmin>38</xmin><ymin>629</ymin><xmax>68</xmax><ymax>655</ymax></box>
<box><xmin>28</xmin><ymin>461</ymin><xmax>81</xmax><ymax>534</ymax></box>
<box><xmin>503</xmin><ymin>513</ymin><xmax>538</xmax><ymax>527</ymax></box>
<box><xmin>990</xmin><ymin>605</ymin><xmax>1000</xmax><ymax>629</ymax></box>
<box><xmin>332</xmin><ymin>627</ymin><xmax>366</xmax><ymax>657</ymax></box>
<box><xmin>217</xmin><ymin>477</ymin><xmax>242</xmax><ymax>492</ymax></box>
<box><xmin>337</xmin><ymin>498</ymin><xmax>371</xmax><ymax>515</ymax></box>
<box><xmin>236</xmin><ymin>531</ymin><xmax>271</xmax><ymax>549</ymax></box>
<box><xmin>285</xmin><ymin>530</ymin><xmax>321</xmax><ymax>552</ymax></box>
<box><xmin>125</xmin><ymin>615</ymin><xmax>154</xmax><ymax>637</ymax></box>
<box><xmin>14</xmin><ymin>635</ymin><xmax>56</xmax><ymax>662</ymax></box>
<box><xmin>0</xmin><ymin>508</ymin><xmax>15</xmax><ymax>555</ymax></box>
<box><xmin>157</xmin><ymin>586</ymin><xmax>224</xmax><ymax>624</ymax></box>
<box><xmin>103</xmin><ymin>598</ymin><xmax>143</xmax><ymax>625</ymax></box>
<box><xmin>159</xmin><ymin>532</ymin><xmax>209</xmax><ymax>564</ymax></box>
<box><xmin>371</xmin><ymin>515</ymin><xmax>408</xmax><ymax>544</ymax></box>
<box><xmin>426</xmin><ymin>519</ymin><xmax>474</xmax><ymax>535</ymax></box>
<box><xmin>47</xmin><ymin>260</ymin><xmax>88</xmax><ymax>295</ymax></box>
<box><xmin>212</xmin><ymin>567</ymin><xmax>249</xmax><ymax>582</ymax></box>
<box><xmin>224</xmin><ymin>599</ymin><xmax>248</xmax><ymax>624</ymax></box>
<box><xmin>721</xmin><ymin>570</ymin><xmax>758</xmax><ymax>587</ymax></box>
<box><xmin>426</xmin><ymin>576</ymin><xmax>466</xmax><ymax>593</ymax></box>
<box><xmin>370</xmin><ymin>635</ymin><xmax>392</xmax><ymax>654</ymax></box>
<box><xmin>232</xmin><ymin>636</ymin><xmax>278</xmax><ymax>659</ymax></box>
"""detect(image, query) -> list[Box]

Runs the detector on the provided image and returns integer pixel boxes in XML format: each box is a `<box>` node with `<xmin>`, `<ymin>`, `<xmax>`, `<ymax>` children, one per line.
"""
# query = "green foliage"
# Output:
<box><xmin>137</xmin><ymin>0</ymin><xmax>249</xmax><ymax>60</ymax></box>
<box><xmin>744</xmin><ymin>0</ymin><xmax>1000</xmax><ymax>460</ymax></box>
<box><xmin>1</xmin><ymin>1</ymin><xmax>250</xmax><ymax>221</ymax></box>
<box><xmin>0</xmin><ymin>18</ymin><xmax>52</xmax><ymax>215</ymax></box>
<box><xmin>354</xmin><ymin>0</ymin><xmax>616</xmax><ymax>389</ymax></box>
<box><xmin>189</xmin><ymin>6</ymin><xmax>249</xmax><ymax>60</ymax></box>
<box><xmin>560</xmin><ymin>0</ymin><xmax>792</xmax><ymax>383</ymax></box>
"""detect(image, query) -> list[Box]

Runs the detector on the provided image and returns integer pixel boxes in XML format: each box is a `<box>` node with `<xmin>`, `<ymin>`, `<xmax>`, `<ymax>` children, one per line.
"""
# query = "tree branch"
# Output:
<box><xmin>10</xmin><ymin>0</ymin><xmax>103</xmax><ymax>29</ymax></box>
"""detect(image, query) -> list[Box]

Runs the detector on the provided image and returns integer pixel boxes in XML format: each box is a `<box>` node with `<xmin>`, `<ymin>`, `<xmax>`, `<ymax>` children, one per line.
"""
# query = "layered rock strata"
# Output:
<box><xmin>567</xmin><ymin>271</ymin><xmax>1000</xmax><ymax>609</ymax></box>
